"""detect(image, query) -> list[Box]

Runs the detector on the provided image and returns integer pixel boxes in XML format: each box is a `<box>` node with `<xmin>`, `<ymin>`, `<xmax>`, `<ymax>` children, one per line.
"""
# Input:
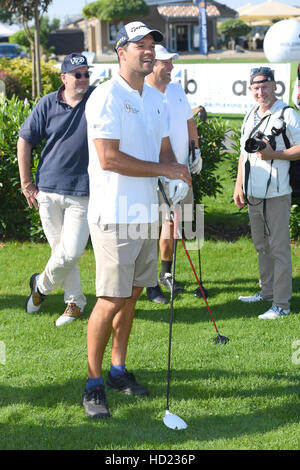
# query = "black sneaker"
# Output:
<box><xmin>159</xmin><ymin>272</ymin><xmax>184</xmax><ymax>293</ymax></box>
<box><xmin>106</xmin><ymin>370</ymin><xmax>149</xmax><ymax>396</ymax></box>
<box><xmin>146</xmin><ymin>285</ymin><xmax>168</xmax><ymax>304</ymax></box>
<box><xmin>82</xmin><ymin>385</ymin><xmax>111</xmax><ymax>418</ymax></box>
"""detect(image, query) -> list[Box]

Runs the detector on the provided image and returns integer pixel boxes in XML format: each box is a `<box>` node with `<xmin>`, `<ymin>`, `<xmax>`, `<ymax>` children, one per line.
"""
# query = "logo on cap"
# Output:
<box><xmin>70</xmin><ymin>57</ymin><xmax>85</xmax><ymax>66</ymax></box>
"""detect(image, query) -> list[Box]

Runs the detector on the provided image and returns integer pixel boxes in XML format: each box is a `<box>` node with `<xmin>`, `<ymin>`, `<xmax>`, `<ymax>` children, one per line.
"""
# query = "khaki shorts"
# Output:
<box><xmin>89</xmin><ymin>222</ymin><xmax>158</xmax><ymax>298</ymax></box>
<box><xmin>158</xmin><ymin>182</ymin><xmax>194</xmax><ymax>226</ymax></box>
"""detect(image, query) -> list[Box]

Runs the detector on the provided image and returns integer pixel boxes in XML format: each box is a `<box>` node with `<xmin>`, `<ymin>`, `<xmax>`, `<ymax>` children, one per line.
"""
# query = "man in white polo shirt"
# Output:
<box><xmin>145</xmin><ymin>45</ymin><xmax>202</xmax><ymax>304</ymax></box>
<box><xmin>82</xmin><ymin>22</ymin><xmax>191</xmax><ymax>419</ymax></box>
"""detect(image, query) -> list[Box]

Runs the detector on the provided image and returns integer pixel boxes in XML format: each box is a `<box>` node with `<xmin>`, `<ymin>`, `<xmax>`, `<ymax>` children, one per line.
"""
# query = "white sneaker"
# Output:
<box><xmin>56</xmin><ymin>303</ymin><xmax>83</xmax><ymax>327</ymax></box>
<box><xmin>238</xmin><ymin>292</ymin><xmax>270</xmax><ymax>303</ymax></box>
<box><xmin>258</xmin><ymin>305</ymin><xmax>290</xmax><ymax>320</ymax></box>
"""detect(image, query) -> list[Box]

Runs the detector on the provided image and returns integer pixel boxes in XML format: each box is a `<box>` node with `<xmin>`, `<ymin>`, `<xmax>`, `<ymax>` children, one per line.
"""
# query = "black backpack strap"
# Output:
<box><xmin>279</xmin><ymin>106</ymin><xmax>293</xmax><ymax>149</ymax></box>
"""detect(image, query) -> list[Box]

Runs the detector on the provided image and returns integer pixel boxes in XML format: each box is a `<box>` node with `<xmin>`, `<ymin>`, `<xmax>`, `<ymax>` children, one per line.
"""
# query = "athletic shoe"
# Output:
<box><xmin>56</xmin><ymin>303</ymin><xmax>83</xmax><ymax>327</ymax></box>
<box><xmin>25</xmin><ymin>273</ymin><xmax>47</xmax><ymax>313</ymax></box>
<box><xmin>258</xmin><ymin>305</ymin><xmax>290</xmax><ymax>320</ymax></box>
<box><xmin>238</xmin><ymin>292</ymin><xmax>271</xmax><ymax>303</ymax></box>
<box><xmin>159</xmin><ymin>272</ymin><xmax>184</xmax><ymax>293</ymax></box>
<box><xmin>82</xmin><ymin>385</ymin><xmax>111</xmax><ymax>418</ymax></box>
<box><xmin>146</xmin><ymin>285</ymin><xmax>168</xmax><ymax>304</ymax></box>
<box><xmin>106</xmin><ymin>370</ymin><xmax>149</xmax><ymax>396</ymax></box>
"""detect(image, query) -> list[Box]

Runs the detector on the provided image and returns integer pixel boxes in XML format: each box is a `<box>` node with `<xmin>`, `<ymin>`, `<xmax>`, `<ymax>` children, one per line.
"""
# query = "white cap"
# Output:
<box><xmin>115</xmin><ymin>22</ymin><xmax>163</xmax><ymax>50</ymax></box>
<box><xmin>155</xmin><ymin>44</ymin><xmax>179</xmax><ymax>61</ymax></box>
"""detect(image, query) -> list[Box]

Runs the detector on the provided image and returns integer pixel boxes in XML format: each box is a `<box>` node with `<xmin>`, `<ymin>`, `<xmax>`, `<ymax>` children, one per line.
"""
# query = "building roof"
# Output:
<box><xmin>157</xmin><ymin>2</ymin><xmax>237</xmax><ymax>20</ymax></box>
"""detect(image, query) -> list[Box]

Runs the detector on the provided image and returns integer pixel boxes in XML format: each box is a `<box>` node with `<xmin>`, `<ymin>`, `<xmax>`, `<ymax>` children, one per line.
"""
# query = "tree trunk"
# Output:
<box><xmin>34</xmin><ymin>6</ymin><xmax>42</xmax><ymax>98</ymax></box>
<box><xmin>31</xmin><ymin>42</ymin><xmax>37</xmax><ymax>100</ymax></box>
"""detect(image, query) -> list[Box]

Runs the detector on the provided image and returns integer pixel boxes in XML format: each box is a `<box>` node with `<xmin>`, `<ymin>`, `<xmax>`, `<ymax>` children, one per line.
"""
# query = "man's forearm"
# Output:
<box><xmin>187</xmin><ymin>118</ymin><xmax>199</xmax><ymax>147</ymax></box>
<box><xmin>235</xmin><ymin>153</ymin><xmax>244</xmax><ymax>190</ymax></box>
<box><xmin>93</xmin><ymin>138</ymin><xmax>191</xmax><ymax>185</ymax></box>
<box><xmin>268</xmin><ymin>145</ymin><xmax>300</xmax><ymax>161</ymax></box>
<box><xmin>17</xmin><ymin>137</ymin><xmax>33</xmax><ymax>186</ymax></box>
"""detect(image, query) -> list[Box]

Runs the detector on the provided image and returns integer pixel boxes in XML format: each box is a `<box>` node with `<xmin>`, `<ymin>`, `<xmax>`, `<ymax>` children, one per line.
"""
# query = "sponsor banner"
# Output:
<box><xmin>198</xmin><ymin>0</ymin><xmax>208</xmax><ymax>56</ymax></box>
<box><xmin>89</xmin><ymin>63</ymin><xmax>291</xmax><ymax>115</ymax></box>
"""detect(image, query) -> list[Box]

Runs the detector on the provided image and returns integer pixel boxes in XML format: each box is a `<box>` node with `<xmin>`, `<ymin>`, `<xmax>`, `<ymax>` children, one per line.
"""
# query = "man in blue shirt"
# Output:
<box><xmin>17</xmin><ymin>53</ymin><xmax>95</xmax><ymax>326</ymax></box>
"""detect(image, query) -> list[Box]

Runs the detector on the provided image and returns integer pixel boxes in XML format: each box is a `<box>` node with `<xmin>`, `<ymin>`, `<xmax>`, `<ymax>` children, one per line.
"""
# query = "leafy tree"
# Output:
<box><xmin>1</xmin><ymin>0</ymin><xmax>53</xmax><ymax>98</ymax></box>
<box><xmin>218</xmin><ymin>19</ymin><xmax>251</xmax><ymax>49</ymax></box>
<box><xmin>83</xmin><ymin>0</ymin><xmax>149</xmax><ymax>23</ymax></box>
<box><xmin>9</xmin><ymin>16</ymin><xmax>60</xmax><ymax>58</ymax></box>
<box><xmin>0</xmin><ymin>5</ymin><xmax>14</xmax><ymax>24</ymax></box>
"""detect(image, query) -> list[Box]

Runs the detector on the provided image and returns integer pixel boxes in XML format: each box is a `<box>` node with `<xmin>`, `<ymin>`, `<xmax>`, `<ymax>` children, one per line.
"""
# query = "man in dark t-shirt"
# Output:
<box><xmin>17</xmin><ymin>53</ymin><xmax>95</xmax><ymax>326</ymax></box>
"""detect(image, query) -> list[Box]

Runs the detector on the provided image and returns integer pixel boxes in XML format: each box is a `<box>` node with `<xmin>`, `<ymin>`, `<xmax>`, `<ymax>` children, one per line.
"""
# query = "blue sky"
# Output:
<box><xmin>46</xmin><ymin>0</ymin><xmax>299</xmax><ymax>21</ymax></box>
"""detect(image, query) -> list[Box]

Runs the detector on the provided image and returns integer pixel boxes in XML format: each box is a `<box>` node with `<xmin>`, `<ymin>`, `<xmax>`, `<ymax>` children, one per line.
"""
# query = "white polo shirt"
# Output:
<box><xmin>165</xmin><ymin>82</ymin><xmax>194</xmax><ymax>165</ymax></box>
<box><xmin>241</xmin><ymin>99</ymin><xmax>300</xmax><ymax>198</ymax></box>
<box><xmin>86</xmin><ymin>74</ymin><xmax>168</xmax><ymax>224</ymax></box>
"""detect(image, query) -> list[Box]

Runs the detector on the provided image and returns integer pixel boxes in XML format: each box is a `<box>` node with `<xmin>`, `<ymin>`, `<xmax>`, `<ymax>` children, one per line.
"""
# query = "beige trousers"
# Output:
<box><xmin>248</xmin><ymin>194</ymin><xmax>292</xmax><ymax>310</ymax></box>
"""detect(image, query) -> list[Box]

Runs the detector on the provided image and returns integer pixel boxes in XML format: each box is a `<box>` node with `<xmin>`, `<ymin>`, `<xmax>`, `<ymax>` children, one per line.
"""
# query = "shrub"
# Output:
<box><xmin>0</xmin><ymin>96</ymin><xmax>44</xmax><ymax>240</ymax></box>
<box><xmin>192</xmin><ymin>116</ymin><xmax>228</xmax><ymax>204</ymax></box>
<box><xmin>0</xmin><ymin>57</ymin><xmax>61</xmax><ymax>97</ymax></box>
<box><xmin>290</xmin><ymin>202</ymin><xmax>300</xmax><ymax>240</ymax></box>
<box><xmin>0</xmin><ymin>69</ymin><xmax>27</xmax><ymax>99</ymax></box>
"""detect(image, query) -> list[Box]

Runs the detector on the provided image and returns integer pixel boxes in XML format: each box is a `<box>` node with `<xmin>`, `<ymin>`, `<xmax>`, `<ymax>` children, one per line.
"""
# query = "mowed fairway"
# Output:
<box><xmin>0</xmin><ymin>236</ymin><xmax>299</xmax><ymax>450</ymax></box>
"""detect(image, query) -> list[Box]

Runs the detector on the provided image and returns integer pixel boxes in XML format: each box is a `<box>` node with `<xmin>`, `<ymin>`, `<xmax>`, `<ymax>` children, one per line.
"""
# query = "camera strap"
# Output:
<box><xmin>244</xmin><ymin>112</ymin><xmax>273</xmax><ymax>207</ymax></box>
<box><xmin>244</xmin><ymin>112</ymin><xmax>274</xmax><ymax>236</ymax></box>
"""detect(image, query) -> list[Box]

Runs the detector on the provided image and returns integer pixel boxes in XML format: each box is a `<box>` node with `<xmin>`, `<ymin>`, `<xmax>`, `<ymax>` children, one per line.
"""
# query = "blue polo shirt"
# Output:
<box><xmin>19</xmin><ymin>85</ymin><xmax>95</xmax><ymax>196</ymax></box>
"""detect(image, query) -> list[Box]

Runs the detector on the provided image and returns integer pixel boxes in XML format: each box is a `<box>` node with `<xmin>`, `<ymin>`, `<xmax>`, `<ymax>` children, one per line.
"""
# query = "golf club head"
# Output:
<box><xmin>163</xmin><ymin>410</ymin><xmax>187</xmax><ymax>430</ymax></box>
<box><xmin>193</xmin><ymin>284</ymin><xmax>208</xmax><ymax>299</ymax></box>
<box><xmin>214</xmin><ymin>334</ymin><xmax>230</xmax><ymax>345</ymax></box>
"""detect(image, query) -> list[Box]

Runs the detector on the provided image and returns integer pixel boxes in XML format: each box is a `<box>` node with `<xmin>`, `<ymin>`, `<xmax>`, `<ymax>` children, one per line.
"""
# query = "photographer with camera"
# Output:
<box><xmin>233</xmin><ymin>67</ymin><xmax>300</xmax><ymax>319</ymax></box>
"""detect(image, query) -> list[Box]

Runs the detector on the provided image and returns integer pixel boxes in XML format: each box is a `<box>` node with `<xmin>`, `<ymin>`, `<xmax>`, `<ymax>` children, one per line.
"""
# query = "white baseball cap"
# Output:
<box><xmin>155</xmin><ymin>45</ymin><xmax>179</xmax><ymax>61</ymax></box>
<box><xmin>115</xmin><ymin>21</ymin><xmax>163</xmax><ymax>51</ymax></box>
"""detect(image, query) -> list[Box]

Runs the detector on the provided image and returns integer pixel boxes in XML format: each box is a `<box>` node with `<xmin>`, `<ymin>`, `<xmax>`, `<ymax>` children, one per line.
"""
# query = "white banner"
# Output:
<box><xmin>89</xmin><ymin>63</ymin><xmax>291</xmax><ymax>115</ymax></box>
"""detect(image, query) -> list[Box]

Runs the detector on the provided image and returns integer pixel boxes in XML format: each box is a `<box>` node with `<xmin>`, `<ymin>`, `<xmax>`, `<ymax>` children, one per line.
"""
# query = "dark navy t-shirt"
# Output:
<box><xmin>19</xmin><ymin>85</ymin><xmax>95</xmax><ymax>196</ymax></box>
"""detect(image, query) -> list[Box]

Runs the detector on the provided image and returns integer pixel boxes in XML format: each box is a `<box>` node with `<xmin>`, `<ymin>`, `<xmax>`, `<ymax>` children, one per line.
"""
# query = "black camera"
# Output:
<box><xmin>245</xmin><ymin>131</ymin><xmax>276</xmax><ymax>153</ymax></box>
<box><xmin>244</xmin><ymin>117</ymin><xmax>285</xmax><ymax>154</ymax></box>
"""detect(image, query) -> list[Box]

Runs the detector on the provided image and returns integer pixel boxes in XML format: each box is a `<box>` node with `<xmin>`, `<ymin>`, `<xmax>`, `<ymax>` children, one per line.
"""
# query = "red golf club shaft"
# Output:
<box><xmin>158</xmin><ymin>178</ymin><xmax>220</xmax><ymax>336</ymax></box>
<box><xmin>179</xmin><ymin>236</ymin><xmax>219</xmax><ymax>334</ymax></box>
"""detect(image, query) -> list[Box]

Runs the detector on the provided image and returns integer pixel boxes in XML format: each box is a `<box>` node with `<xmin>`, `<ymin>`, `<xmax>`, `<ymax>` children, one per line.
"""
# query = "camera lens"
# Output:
<box><xmin>245</xmin><ymin>138</ymin><xmax>266</xmax><ymax>153</ymax></box>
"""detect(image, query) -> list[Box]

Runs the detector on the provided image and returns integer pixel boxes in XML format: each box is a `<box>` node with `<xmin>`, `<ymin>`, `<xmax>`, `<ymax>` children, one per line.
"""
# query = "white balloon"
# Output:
<box><xmin>263</xmin><ymin>19</ymin><xmax>300</xmax><ymax>63</ymax></box>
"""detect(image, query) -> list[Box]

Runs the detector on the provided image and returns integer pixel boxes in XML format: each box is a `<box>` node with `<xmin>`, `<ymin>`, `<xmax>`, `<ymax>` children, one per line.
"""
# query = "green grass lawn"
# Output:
<box><xmin>0</xmin><ymin>237</ymin><xmax>299</xmax><ymax>450</ymax></box>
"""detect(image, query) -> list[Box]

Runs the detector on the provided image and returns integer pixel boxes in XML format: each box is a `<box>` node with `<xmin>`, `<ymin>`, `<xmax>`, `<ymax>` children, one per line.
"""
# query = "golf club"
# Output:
<box><xmin>163</xmin><ymin>207</ymin><xmax>187</xmax><ymax>430</ymax></box>
<box><xmin>190</xmin><ymin>140</ymin><xmax>209</xmax><ymax>300</ymax></box>
<box><xmin>158</xmin><ymin>178</ymin><xmax>229</xmax><ymax>345</ymax></box>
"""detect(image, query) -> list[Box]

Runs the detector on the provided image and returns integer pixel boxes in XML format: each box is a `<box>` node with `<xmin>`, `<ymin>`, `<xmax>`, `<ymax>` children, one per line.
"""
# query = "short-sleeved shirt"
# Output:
<box><xmin>164</xmin><ymin>82</ymin><xmax>194</xmax><ymax>165</ymax></box>
<box><xmin>86</xmin><ymin>74</ymin><xmax>168</xmax><ymax>224</ymax></box>
<box><xmin>19</xmin><ymin>85</ymin><xmax>95</xmax><ymax>196</ymax></box>
<box><xmin>240</xmin><ymin>99</ymin><xmax>300</xmax><ymax>198</ymax></box>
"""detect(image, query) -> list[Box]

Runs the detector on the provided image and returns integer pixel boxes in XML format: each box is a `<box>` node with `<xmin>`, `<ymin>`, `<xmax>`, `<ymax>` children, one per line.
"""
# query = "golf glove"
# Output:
<box><xmin>168</xmin><ymin>179</ymin><xmax>189</xmax><ymax>205</ymax></box>
<box><xmin>189</xmin><ymin>147</ymin><xmax>202</xmax><ymax>175</ymax></box>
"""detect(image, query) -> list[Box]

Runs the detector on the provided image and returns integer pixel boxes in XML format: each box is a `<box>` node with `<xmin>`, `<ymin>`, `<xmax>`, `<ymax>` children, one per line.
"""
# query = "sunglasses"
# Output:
<box><xmin>69</xmin><ymin>71</ymin><xmax>90</xmax><ymax>79</ymax></box>
<box><xmin>250</xmin><ymin>67</ymin><xmax>272</xmax><ymax>75</ymax></box>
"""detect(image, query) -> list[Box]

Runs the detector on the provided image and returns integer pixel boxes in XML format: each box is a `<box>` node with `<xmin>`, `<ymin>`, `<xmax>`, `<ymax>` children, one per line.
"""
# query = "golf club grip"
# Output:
<box><xmin>191</xmin><ymin>140</ymin><xmax>196</xmax><ymax>162</ymax></box>
<box><xmin>158</xmin><ymin>178</ymin><xmax>170</xmax><ymax>208</ymax></box>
